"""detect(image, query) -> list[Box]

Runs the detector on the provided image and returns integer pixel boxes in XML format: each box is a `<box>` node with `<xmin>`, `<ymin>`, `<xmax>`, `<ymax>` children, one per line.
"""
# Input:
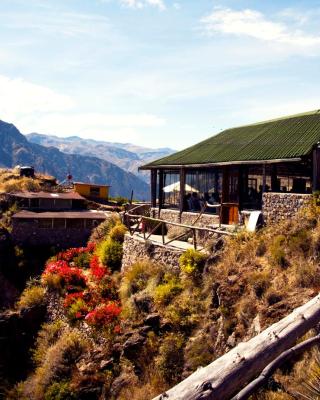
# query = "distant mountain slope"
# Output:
<box><xmin>26</xmin><ymin>133</ymin><xmax>175</xmax><ymax>182</ymax></box>
<box><xmin>0</xmin><ymin>120</ymin><xmax>150</xmax><ymax>200</ymax></box>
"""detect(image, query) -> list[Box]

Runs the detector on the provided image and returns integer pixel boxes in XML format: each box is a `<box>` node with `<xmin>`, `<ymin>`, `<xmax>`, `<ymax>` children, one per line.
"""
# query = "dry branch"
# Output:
<box><xmin>153</xmin><ymin>294</ymin><xmax>320</xmax><ymax>400</ymax></box>
<box><xmin>231</xmin><ymin>334</ymin><xmax>320</xmax><ymax>400</ymax></box>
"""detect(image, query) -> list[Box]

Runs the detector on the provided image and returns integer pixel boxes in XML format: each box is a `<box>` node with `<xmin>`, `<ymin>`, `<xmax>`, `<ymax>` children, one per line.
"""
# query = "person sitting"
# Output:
<box><xmin>184</xmin><ymin>193</ymin><xmax>192</xmax><ymax>211</ymax></box>
<box><xmin>190</xmin><ymin>192</ymin><xmax>201</xmax><ymax>211</ymax></box>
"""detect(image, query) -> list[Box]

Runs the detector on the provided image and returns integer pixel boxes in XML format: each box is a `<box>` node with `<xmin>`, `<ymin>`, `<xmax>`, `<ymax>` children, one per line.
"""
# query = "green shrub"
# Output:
<box><xmin>154</xmin><ymin>274</ymin><xmax>183</xmax><ymax>306</ymax></box>
<box><xmin>155</xmin><ymin>333</ymin><xmax>185</xmax><ymax>383</ymax></box>
<box><xmin>247</xmin><ymin>270</ymin><xmax>271</xmax><ymax>298</ymax></box>
<box><xmin>256</xmin><ymin>240</ymin><xmax>267</xmax><ymax>257</ymax></box>
<box><xmin>289</xmin><ymin>229</ymin><xmax>311</xmax><ymax>255</ymax></box>
<box><xmin>32</xmin><ymin>330</ymin><xmax>88</xmax><ymax>398</ymax></box>
<box><xmin>44</xmin><ymin>381</ymin><xmax>76</xmax><ymax>400</ymax></box>
<box><xmin>73</xmin><ymin>252</ymin><xmax>90</xmax><ymax>269</ymax></box>
<box><xmin>89</xmin><ymin>213</ymin><xmax>121</xmax><ymax>243</ymax></box>
<box><xmin>17</xmin><ymin>286</ymin><xmax>46</xmax><ymax>310</ymax></box>
<box><xmin>184</xmin><ymin>333</ymin><xmax>214</xmax><ymax>371</ymax></box>
<box><xmin>98</xmin><ymin>238</ymin><xmax>123</xmax><ymax>271</ymax></box>
<box><xmin>33</xmin><ymin>320</ymin><xmax>65</xmax><ymax>365</ymax></box>
<box><xmin>264</xmin><ymin>289</ymin><xmax>283</xmax><ymax>306</ymax></box>
<box><xmin>66</xmin><ymin>299</ymin><xmax>88</xmax><ymax>322</ymax></box>
<box><xmin>179</xmin><ymin>249</ymin><xmax>207</xmax><ymax>278</ymax></box>
<box><xmin>120</xmin><ymin>262</ymin><xmax>155</xmax><ymax>300</ymax></box>
<box><xmin>270</xmin><ymin>235</ymin><xmax>287</xmax><ymax>268</ymax></box>
<box><xmin>109</xmin><ymin>223</ymin><xmax>127</xmax><ymax>243</ymax></box>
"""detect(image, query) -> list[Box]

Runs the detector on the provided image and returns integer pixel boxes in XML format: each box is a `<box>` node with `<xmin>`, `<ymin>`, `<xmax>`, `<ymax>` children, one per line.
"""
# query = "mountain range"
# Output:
<box><xmin>26</xmin><ymin>133</ymin><xmax>174</xmax><ymax>183</ymax></box>
<box><xmin>0</xmin><ymin>120</ymin><xmax>155</xmax><ymax>200</ymax></box>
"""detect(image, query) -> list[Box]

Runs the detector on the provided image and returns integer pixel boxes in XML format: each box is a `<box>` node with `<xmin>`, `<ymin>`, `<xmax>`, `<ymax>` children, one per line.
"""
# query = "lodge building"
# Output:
<box><xmin>141</xmin><ymin>110</ymin><xmax>320</xmax><ymax>225</ymax></box>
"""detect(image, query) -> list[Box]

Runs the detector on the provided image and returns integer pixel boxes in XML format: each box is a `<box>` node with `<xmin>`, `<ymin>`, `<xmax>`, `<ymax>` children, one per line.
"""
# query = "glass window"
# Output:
<box><xmin>38</xmin><ymin>219</ymin><xmax>53</xmax><ymax>229</ymax></box>
<box><xmin>90</xmin><ymin>187</ymin><xmax>100</xmax><ymax>196</ymax></box>
<box><xmin>53</xmin><ymin>219</ymin><xmax>66</xmax><ymax>229</ymax></box>
<box><xmin>66</xmin><ymin>219</ymin><xmax>84</xmax><ymax>229</ymax></box>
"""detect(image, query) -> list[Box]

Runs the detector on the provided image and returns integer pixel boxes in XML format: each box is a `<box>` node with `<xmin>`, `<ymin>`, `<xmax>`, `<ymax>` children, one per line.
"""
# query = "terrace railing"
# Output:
<box><xmin>124</xmin><ymin>204</ymin><xmax>232</xmax><ymax>251</ymax></box>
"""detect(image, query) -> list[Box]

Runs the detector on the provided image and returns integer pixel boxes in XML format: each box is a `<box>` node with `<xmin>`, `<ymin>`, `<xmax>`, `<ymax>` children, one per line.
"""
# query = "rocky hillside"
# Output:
<box><xmin>0</xmin><ymin>120</ymin><xmax>150</xmax><ymax>200</ymax></box>
<box><xmin>26</xmin><ymin>133</ymin><xmax>175</xmax><ymax>183</ymax></box>
<box><xmin>3</xmin><ymin>202</ymin><xmax>320</xmax><ymax>399</ymax></box>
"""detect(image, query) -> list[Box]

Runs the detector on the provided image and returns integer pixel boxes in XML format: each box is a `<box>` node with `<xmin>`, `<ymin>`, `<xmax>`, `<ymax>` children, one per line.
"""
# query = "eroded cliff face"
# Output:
<box><xmin>0</xmin><ymin>303</ymin><xmax>47</xmax><ymax>385</ymax></box>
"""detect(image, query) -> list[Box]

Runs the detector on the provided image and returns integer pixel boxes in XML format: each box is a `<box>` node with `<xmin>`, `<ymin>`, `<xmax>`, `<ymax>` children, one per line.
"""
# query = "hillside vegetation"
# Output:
<box><xmin>0</xmin><ymin>168</ymin><xmax>55</xmax><ymax>194</ymax></box>
<box><xmin>5</xmin><ymin>201</ymin><xmax>320</xmax><ymax>399</ymax></box>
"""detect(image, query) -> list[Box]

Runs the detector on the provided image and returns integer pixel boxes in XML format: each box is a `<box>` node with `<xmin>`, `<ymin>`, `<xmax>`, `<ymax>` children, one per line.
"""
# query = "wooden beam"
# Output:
<box><xmin>179</xmin><ymin>168</ymin><xmax>186</xmax><ymax>217</ymax></box>
<box><xmin>153</xmin><ymin>293</ymin><xmax>320</xmax><ymax>400</ymax></box>
<box><xmin>151</xmin><ymin>169</ymin><xmax>157</xmax><ymax>208</ymax></box>
<box><xmin>158</xmin><ymin>170</ymin><xmax>164</xmax><ymax>216</ymax></box>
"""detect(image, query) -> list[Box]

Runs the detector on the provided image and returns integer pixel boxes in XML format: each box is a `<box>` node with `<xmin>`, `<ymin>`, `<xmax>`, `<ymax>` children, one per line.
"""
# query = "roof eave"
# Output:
<box><xmin>139</xmin><ymin>157</ymin><xmax>303</xmax><ymax>170</ymax></box>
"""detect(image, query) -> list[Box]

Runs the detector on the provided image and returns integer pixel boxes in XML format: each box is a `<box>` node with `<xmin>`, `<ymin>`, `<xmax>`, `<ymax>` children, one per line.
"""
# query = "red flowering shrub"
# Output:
<box><xmin>42</xmin><ymin>260</ymin><xmax>86</xmax><ymax>289</ymax></box>
<box><xmin>90</xmin><ymin>256</ymin><xmax>110</xmax><ymax>280</ymax></box>
<box><xmin>56</xmin><ymin>243</ymin><xmax>96</xmax><ymax>263</ymax></box>
<box><xmin>63</xmin><ymin>292</ymin><xmax>84</xmax><ymax>308</ymax></box>
<box><xmin>85</xmin><ymin>303</ymin><xmax>121</xmax><ymax>327</ymax></box>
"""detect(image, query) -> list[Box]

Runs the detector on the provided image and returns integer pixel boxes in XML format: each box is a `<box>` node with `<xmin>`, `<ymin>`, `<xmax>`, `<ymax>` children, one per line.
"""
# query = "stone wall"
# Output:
<box><xmin>12</xmin><ymin>220</ymin><xmax>94</xmax><ymax>248</ymax></box>
<box><xmin>121</xmin><ymin>234</ymin><xmax>184</xmax><ymax>273</ymax></box>
<box><xmin>150</xmin><ymin>208</ymin><xmax>219</xmax><ymax>245</ymax></box>
<box><xmin>151</xmin><ymin>208</ymin><xmax>219</xmax><ymax>227</ymax></box>
<box><xmin>262</xmin><ymin>192</ymin><xmax>312</xmax><ymax>225</ymax></box>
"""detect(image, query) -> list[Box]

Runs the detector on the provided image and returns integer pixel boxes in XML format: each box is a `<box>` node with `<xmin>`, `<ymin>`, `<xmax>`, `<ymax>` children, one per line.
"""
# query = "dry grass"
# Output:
<box><xmin>17</xmin><ymin>286</ymin><xmax>46</xmax><ymax>310</ymax></box>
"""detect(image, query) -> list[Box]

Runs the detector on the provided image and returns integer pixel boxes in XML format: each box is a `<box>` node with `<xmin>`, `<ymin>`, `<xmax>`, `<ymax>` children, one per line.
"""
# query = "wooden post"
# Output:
<box><xmin>161</xmin><ymin>222</ymin><xmax>165</xmax><ymax>244</ymax></box>
<box><xmin>271</xmin><ymin>164</ymin><xmax>278</xmax><ymax>192</ymax></box>
<box><xmin>158</xmin><ymin>170</ymin><xmax>164</xmax><ymax>217</ymax></box>
<box><xmin>313</xmin><ymin>146</ymin><xmax>320</xmax><ymax>192</ymax></box>
<box><xmin>179</xmin><ymin>168</ymin><xmax>186</xmax><ymax>218</ymax></box>
<box><xmin>262</xmin><ymin>163</ymin><xmax>266</xmax><ymax>193</ymax></box>
<box><xmin>151</xmin><ymin>169</ymin><xmax>157</xmax><ymax>208</ymax></box>
<box><xmin>193</xmin><ymin>228</ymin><xmax>197</xmax><ymax>250</ymax></box>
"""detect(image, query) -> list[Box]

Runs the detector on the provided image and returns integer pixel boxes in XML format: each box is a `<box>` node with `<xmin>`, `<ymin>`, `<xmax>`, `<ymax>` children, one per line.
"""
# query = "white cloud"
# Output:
<box><xmin>120</xmin><ymin>0</ymin><xmax>166</xmax><ymax>10</ymax></box>
<box><xmin>0</xmin><ymin>75</ymin><xmax>74</xmax><ymax>116</ymax></box>
<box><xmin>1</xmin><ymin>10</ymin><xmax>111</xmax><ymax>37</ymax></box>
<box><xmin>0</xmin><ymin>74</ymin><xmax>166</xmax><ymax>143</ymax></box>
<box><xmin>201</xmin><ymin>7</ymin><xmax>320</xmax><ymax>47</ymax></box>
<box><xmin>17</xmin><ymin>112</ymin><xmax>165</xmax><ymax>142</ymax></box>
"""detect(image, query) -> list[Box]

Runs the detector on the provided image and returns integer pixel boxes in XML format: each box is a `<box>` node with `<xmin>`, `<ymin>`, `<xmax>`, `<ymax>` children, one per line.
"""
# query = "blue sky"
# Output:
<box><xmin>0</xmin><ymin>0</ymin><xmax>320</xmax><ymax>149</ymax></box>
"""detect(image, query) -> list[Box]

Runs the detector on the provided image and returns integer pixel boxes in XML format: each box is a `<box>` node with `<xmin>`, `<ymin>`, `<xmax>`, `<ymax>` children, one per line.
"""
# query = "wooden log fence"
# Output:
<box><xmin>124</xmin><ymin>212</ymin><xmax>233</xmax><ymax>250</ymax></box>
<box><xmin>153</xmin><ymin>293</ymin><xmax>320</xmax><ymax>400</ymax></box>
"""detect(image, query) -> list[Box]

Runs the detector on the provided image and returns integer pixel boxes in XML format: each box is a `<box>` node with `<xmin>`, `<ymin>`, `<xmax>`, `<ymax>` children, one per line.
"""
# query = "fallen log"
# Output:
<box><xmin>231</xmin><ymin>334</ymin><xmax>320</xmax><ymax>400</ymax></box>
<box><xmin>153</xmin><ymin>294</ymin><xmax>320</xmax><ymax>400</ymax></box>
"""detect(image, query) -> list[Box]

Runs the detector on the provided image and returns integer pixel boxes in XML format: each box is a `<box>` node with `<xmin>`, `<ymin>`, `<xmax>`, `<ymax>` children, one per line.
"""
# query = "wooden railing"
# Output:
<box><xmin>124</xmin><ymin>209</ymin><xmax>233</xmax><ymax>250</ymax></box>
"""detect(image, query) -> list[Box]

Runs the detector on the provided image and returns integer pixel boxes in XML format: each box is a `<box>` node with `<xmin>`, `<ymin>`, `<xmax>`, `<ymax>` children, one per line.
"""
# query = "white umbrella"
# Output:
<box><xmin>163</xmin><ymin>181</ymin><xmax>199</xmax><ymax>193</ymax></box>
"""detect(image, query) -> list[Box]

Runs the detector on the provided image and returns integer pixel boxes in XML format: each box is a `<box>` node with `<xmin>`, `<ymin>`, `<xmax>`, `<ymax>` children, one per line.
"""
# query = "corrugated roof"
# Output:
<box><xmin>141</xmin><ymin>110</ymin><xmax>320</xmax><ymax>168</ymax></box>
<box><xmin>8</xmin><ymin>191</ymin><xmax>85</xmax><ymax>200</ymax></box>
<box><xmin>74</xmin><ymin>182</ymin><xmax>111</xmax><ymax>188</ymax></box>
<box><xmin>12</xmin><ymin>210</ymin><xmax>107</xmax><ymax>219</ymax></box>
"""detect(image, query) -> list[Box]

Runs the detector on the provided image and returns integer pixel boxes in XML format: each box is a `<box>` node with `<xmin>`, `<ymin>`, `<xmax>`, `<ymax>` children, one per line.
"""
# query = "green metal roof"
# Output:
<box><xmin>142</xmin><ymin>110</ymin><xmax>320</xmax><ymax>169</ymax></box>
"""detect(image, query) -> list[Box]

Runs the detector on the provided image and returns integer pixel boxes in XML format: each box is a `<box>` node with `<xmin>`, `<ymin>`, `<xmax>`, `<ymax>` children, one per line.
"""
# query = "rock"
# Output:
<box><xmin>123</xmin><ymin>334</ymin><xmax>146</xmax><ymax>360</ymax></box>
<box><xmin>110</xmin><ymin>374</ymin><xmax>135</xmax><ymax>398</ymax></box>
<box><xmin>132</xmin><ymin>291</ymin><xmax>153</xmax><ymax>313</ymax></box>
<box><xmin>100</xmin><ymin>358</ymin><xmax>113</xmax><ymax>370</ymax></box>
<box><xmin>211</xmin><ymin>283</ymin><xmax>220</xmax><ymax>309</ymax></box>
<box><xmin>227</xmin><ymin>275</ymin><xmax>238</xmax><ymax>285</ymax></box>
<box><xmin>144</xmin><ymin>313</ymin><xmax>160</xmax><ymax>331</ymax></box>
